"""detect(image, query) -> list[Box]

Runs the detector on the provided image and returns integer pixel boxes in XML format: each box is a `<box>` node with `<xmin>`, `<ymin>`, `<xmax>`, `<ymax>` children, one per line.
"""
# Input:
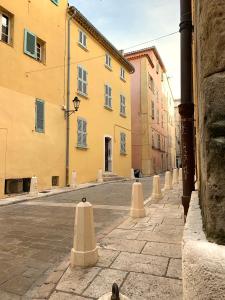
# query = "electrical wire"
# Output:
<box><xmin>25</xmin><ymin>30</ymin><xmax>179</xmax><ymax>75</ymax></box>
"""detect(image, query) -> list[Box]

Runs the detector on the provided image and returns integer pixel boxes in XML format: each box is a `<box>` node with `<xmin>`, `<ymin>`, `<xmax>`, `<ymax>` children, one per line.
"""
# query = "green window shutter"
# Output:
<box><xmin>51</xmin><ymin>0</ymin><xmax>59</xmax><ymax>5</ymax></box>
<box><xmin>24</xmin><ymin>29</ymin><xmax>37</xmax><ymax>58</ymax></box>
<box><xmin>35</xmin><ymin>99</ymin><xmax>45</xmax><ymax>133</ymax></box>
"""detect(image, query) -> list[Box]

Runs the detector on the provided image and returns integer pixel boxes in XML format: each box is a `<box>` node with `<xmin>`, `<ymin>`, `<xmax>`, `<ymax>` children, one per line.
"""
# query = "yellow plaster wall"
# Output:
<box><xmin>69</xmin><ymin>20</ymin><xmax>132</xmax><ymax>183</ymax></box>
<box><xmin>0</xmin><ymin>0</ymin><xmax>68</xmax><ymax>195</ymax></box>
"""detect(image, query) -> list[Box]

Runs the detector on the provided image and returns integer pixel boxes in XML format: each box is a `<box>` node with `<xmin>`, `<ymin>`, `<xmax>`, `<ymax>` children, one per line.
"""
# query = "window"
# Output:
<box><xmin>161</xmin><ymin>72</ymin><xmax>164</xmax><ymax>82</ymax></box>
<box><xmin>120</xmin><ymin>95</ymin><xmax>126</xmax><ymax>116</ymax></box>
<box><xmin>77</xmin><ymin>66</ymin><xmax>88</xmax><ymax>96</ymax></box>
<box><xmin>52</xmin><ymin>176</ymin><xmax>59</xmax><ymax>186</ymax></box>
<box><xmin>152</xmin><ymin>131</ymin><xmax>155</xmax><ymax>148</ymax></box>
<box><xmin>78</xmin><ymin>30</ymin><xmax>87</xmax><ymax>48</ymax></box>
<box><xmin>35</xmin><ymin>99</ymin><xmax>45</xmax><ymax>133</ymax></box>
<box><xmin>148</xmin><ymin>74</ymin><xmax>154</xmax><ymax>93</ymax></box>
<box><xmin>24</xmin><ymin>29</ymin><xmax>45</xmax><ymax>62</ymax></box>
<box><xmin>77</xmin><ymin>118</ymin><xmax>87</xmax><ymax>148</ymax></box>
<box><xmin>120</xmin><ymin>67</ymin><xmax>125</xmax><ymax>80</ymax></box>
<box><xmin>0</xmin><ymin>13</ymin><xmax>10</xmax><ymax>43</ymax></box>
<box><xmin>156</xmin><ymin>63</ymin><xmax>159</xmax><ymax>74</ymax></box>
<box><xmin>51</xmin><ymin>0</ymin><xmax>59</xmax><ymax>5</ymax></box>
<box><xmin>151</xmin><ymin>100</ymin><xmax>155</xmax><ymax>120</ymax></box>
<box><xmin>105</xmin><ymin>53</ymin><xmax>112</xmax><ymax>69</ymax></box>
<box><xmin>104</xmin><ymin>84</ymin><xmax>112</xmax><ymax>109</ymax></box>
<box><xmin>157</xmin><ymin>134</ymin><xmax>160</xmax><ymax>149</ymax></box>
<box><xmin>157</xmin><ymin>110</ymin><xmax>159</xmax><ymax>124</ymax></box>
<box><xmin>120</xmin><ymin>132</ymin><xmax>126</xmax><ymax>154</ymax></box>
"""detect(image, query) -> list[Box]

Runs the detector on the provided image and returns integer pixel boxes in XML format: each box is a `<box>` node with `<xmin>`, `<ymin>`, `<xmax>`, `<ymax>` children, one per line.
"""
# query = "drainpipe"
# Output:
<box><xmin>66</xmin><ymin>7</ymin><xmax>76</xmax><ymax>186</ymax></box>
<box><xmin>179</xmin><ymin>0</ymin><xmax>195</xmax><ymax>217</ymax></box>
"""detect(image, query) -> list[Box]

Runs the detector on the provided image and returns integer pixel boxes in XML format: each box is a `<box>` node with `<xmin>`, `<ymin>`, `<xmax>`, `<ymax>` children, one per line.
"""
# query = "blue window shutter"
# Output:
<box><xmin>51</xmin><ymin>0</ymin><xmax>59</xmax><ymax>5</ymax></box>
<box><xmin>24</xmin><ymin>29</ymin><xmax>37</xmax><ymax>58</ymax></box>
<box><xmin>35</xmin><ymin>99</ymin><xmax>45</xmax><ymax>133</ymax></box>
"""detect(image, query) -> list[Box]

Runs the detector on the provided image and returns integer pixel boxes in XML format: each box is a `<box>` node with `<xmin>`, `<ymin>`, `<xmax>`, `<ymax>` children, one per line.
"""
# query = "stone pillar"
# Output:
<box><xmin>130</xmin><ymin>168</ymin><xmax>135</xmax><ymax>180</ymax></box>
<box><xmin>164</xmin><ymin>171</ymin><xmax>172</xmax><ymax>190</ymax></box>
<box><xmin>97</xmin><ymin>169</ymin><xmax>103</xmax><ymax>183</ymax></box>
<box><xmin>70</xmin><ymin>170</ymin><xmax>77</xmax><ymax>188</ymax></box>
<box><xmin>151</xmin><ymin>175</ymin><xmax>162</xmax><ymax>200</ymax></box>
<box><xmin>29</xmin><ymin>176</ymin><xmax>38</xmax><ymax>197</ymax></box>
<box><xmin>71</xmin><ymin>199</ymin><xmax>98</xmax><ymax>267</ymax></box>
<box><xmin>172</xmin><ymin>168</ymin><xmax>179</xmax><ymax>185</ymax></box>
<box><xmin>130</xmin><ymin>182</ymin><xmax>146</xmax><ymax>218</ymax></box>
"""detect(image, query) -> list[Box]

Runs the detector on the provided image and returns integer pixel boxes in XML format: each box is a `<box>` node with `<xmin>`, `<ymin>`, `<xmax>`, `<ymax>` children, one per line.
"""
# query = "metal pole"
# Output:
<box><xmin>66</xmin><ymin>10</ymin><xmax>75</xmax><ymax>186</ymax></box>
<box><xmin>179</xmin><ymin>0</ymin><xmax>195</xmax><ymax>217</ymax></box>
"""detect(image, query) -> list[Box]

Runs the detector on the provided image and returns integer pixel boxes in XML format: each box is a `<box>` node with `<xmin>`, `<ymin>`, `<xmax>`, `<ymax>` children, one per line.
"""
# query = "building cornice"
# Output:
<box><xmin>68</xmin><ymin>6</ymin><xmax>135</xmax><ymax>74</ymax></box>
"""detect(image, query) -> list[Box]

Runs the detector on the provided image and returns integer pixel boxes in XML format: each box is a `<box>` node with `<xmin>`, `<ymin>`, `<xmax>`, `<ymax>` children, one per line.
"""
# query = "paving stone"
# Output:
<box><xmin>142</xmin><ymin>241</ymin><xmax>182</xmax><ymax>258</ymax></box>
<box><xmin>121</xmin><ymin>271</ymin><xmax>182</xmax><ymax>300</ymax></box>
<box><xmin>106</xmin><ymin>228</ymin><xmax>140</xmax><ymax>240</ymax></box>
<box><xmin>162</xmin><ymin>217</ymin><xmax>184</xmax><ymax>226</ymax></box>
<box><xmin>0</xmin><ymin>290</ymin><xmax>21</xmax><ymax>300</ymax></box>
<box><xmin>0</xmin><ymin>275</ymin><xmax>36</xmax><ymax>296</ymax></box>
<box><xmin>83</xmin><ymin>268</ymin><xmax>127</xmax><ymax>298</ymax></box>
<box><xmin>166</xmin><ymin>258</ymin><xmax>182</xmax><ymax>279</ymax></box>
<box><xmin>27</xmin><ymin>282</ymin><xmax>56</xmax><ymax>299</ymax></box>
<box><xmin>153</xmin><ymin>224</ymin><xmax>184</xmax><ymax>235</ymax></box>
<box><xmin>133</xmin><ymin>222</ymin><xmax>156</xmax><ymax>231</ymax></box>
<box><xmin>138</xmin><ymin>230</ymin><xmax>182</xmax><ymax>244</ymax></box>
<box><xmin>96</xmin><ymin>248</ymin><xmax>119</xmax><ymax>267</ymax></box>
<box><xmin>99</xmin><ymin>237</ymin><xmax>146</xmax><ymax>253</ymax></box>
<box><xmin>111</xmin><ymin>252</ymin><xmax>168</xmax><ymax>276</ymax></box>
<box><xmin>117</xmin><ymin>218</ymin><xmax>137</xmax><ymax>229</ymax></box>
<box><xmin>45</xmin><ymin>270</ymin><xmax>65</xmax><ymax>284</ymax></box>
<box><xmin>50</xmin><ymin>291</ymin><xmax>92</xmax><ymax>299</ymax></box>
<box><xmin>56</xmin><ymin>267</ymin><xmax>101</xmax><ymax>294</ymax></box>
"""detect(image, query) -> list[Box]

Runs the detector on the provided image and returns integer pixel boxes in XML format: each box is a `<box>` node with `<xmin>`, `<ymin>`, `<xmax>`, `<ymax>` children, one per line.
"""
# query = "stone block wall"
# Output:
<box><xmin>193</xmin><ymin>0</ymin><xmax>225</xmax><ymax>244</ymax></box>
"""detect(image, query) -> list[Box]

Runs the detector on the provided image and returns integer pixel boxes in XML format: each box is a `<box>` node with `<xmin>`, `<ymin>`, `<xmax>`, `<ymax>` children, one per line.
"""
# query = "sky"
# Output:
<box><xmin>69</xmin><ymin>0</ymin><xmax>180</xmax><ymax>99</ymax></box>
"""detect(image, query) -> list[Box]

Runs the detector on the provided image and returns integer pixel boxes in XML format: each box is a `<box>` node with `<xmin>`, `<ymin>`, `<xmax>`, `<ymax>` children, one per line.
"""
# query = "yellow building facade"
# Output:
<box><xmin>0</xmin><ymin>1</ymin><xmax>134</xmax><ymax>198</ymax></box>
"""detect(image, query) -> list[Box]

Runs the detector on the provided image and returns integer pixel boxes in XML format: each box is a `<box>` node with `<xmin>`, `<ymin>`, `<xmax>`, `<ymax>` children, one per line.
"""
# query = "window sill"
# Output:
<box><xmin>105</xmin><ymin>64</ymin><xmax>112</xmax><ymax>71</ymax></box>
<box><xmin>104</xmin><ymin>105</ymin><xmax>113</xmax><ymax>111</ymax></box>
<box><xmin>76</xmin><ymin>145</ymin><xmax>88</xmax><ymax>150</ymax></box>
<box><xmin>0</xmin><ymin>39</ymin><xmax>13</xmax><ymax>47</ymax></box>
<box><xmin>24</xmin><ymin>52</ymin><xmax>46</xmax><ymax>65</ymax></box>
<box><xmin>120</xmin><ymin>113</ymin><xmax>126</xmax><ymax>118</ymax></box>
<box><xmin>120</xmin><ymin>152</ymin><xmax>127</xmax><ymax>156</ymax></box>
<box><xmin>77</xmin><ymin>91</ymin><xmax>88</xmax><ymax>99</ymax></box>
<box><xmin>78</xmin><ymin>42</ymin><xmax>88</xmax><ymax>52</ymax></box>
<box><xmin>120</xmin><ymin>77</ymin><xmax>126</xmax><ymax>82</ymax></box>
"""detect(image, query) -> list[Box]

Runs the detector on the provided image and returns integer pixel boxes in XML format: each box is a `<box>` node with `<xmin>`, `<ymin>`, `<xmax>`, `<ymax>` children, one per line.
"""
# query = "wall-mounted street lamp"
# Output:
<box><xmin>65</xmin><ymin>96</ymin><xmax>81</xmax><ymax>117</ymax></box>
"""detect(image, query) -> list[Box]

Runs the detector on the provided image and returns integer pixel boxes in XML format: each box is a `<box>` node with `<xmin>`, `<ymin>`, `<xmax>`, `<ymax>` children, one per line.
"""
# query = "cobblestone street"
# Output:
<box><xmin>0</xmin><ymin>177</ymin><xmax>160</xmax><ymax>299</ymax></box>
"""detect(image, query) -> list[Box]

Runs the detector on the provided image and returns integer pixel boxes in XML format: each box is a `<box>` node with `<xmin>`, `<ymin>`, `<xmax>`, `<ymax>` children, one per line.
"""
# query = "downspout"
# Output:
<box><xmin>179</xmin><ymin>0</ymin><xmax>195</xmax><ymax>218</ymax></box>
<box><xmin>66</xmin><ymin>7</ymin><xmax>76</xmax><ymax>186</ymax></box>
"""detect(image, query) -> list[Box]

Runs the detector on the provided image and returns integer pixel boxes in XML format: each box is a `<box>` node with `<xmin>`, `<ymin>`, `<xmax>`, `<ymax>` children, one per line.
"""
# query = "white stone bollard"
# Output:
<box><xmin>164</xmin><ymin>171</ymin><xmax>172</xmax><ymax>190</ymax></box>
<box><xmin>172</xmin><ymin>168</ymin><xmax>179</xmax><ymax>185</ymax></box>
<box><xmin>71</xmin><ymin>198</ymin><xmax>98</xmax><ymax>267</ymax></box>
<box><xmin>151</xmin><ymin>175</ymin><xmax>162</xmax><ymax>200</ymax></box>
<box><xmin>29</xmin><ymin>176</ymin><xmax>38</xmax><ymax>197</ymax></box>
<box><xmin>130</xmin><ymin>181</ymin><xmax>146</xmax><ymax>218</ymax></box>
<box><xmin>130</xmin><ymin>168</ymin><xmax>135</xmax><ymax>180</ymax></box>
<box><xmin>179</xmin><ymin>168</ymin><xmax>182</xmax><ymax>183</ymax></box>
<box><xmin>97</xmin><ymin>169</ymin><xmax>103</xmax><ymax>183</ymax></box>
<box><xmin>70</xmin><ymin>170</ymin><xmax>78</xmax><ymax>188</ymax></box>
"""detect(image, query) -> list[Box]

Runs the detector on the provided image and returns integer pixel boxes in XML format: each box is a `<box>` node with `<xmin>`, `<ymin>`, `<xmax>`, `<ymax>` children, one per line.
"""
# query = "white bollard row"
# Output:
<box><xmin>172</xmin><ymin>168</ymin><xmax>179</xmax><ymax>185</ymax></box>
<box><xmin>97</xmin><ymin>169</ymin><xmax>103</xmax><ymax>183</ymax></box>
<box><xmin>70</xmin><ymin>170</ymin><xmax>78</xmax><ymax>188</ymax></box>
<box><xmin>164</xmin><ymin>171</ymin><xmax>172</xmax><ymax>190</ymax></box>
<box><xmin>71</xmin><ymin>198</ymin><xmax>98</xmax><ymax>267</ymax></box>
<box><xmin>151</xmin><ymin>175</ymin><xmax>162</xmax><ymax>200</ymax></box>
<box><xmin>29</xmin><ymin>176</ymin><xmax>38</xmax><ymax>197</ymax></box>
<box><xmin>130</xmin><ymin>181</ymin><xmax>146</xmax><ymax>218</ymax></box>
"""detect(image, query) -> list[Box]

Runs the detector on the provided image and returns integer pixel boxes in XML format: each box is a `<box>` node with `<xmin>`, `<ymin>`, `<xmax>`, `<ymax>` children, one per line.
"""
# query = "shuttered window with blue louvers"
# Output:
<box><xmin>77</xmin><ymin>118</ymin><xmax>87</xmax><ymax>148</ymax></box>
<box><xmin>104</xmin><ymin>84</ymin><xmax>112</xmax><ymax>108</ymax></box>
<box><xmin>24</xmin><ymin>29</ymin><xmax>37</xmax><ymax>58</ymax></box>
<box><xmin>77</xmin><ymin>66</ymin><xmax>88</xmax><ymax>96</ymax></box>
<box><xmin>35</xmin><ymin>99</ymin><xmax>45</xmax><ymax>133</ymax></box>
<box><xmin>120</xmin><ymin>132</ymin><xmax>126</xmax><ymax>154</ymax></box>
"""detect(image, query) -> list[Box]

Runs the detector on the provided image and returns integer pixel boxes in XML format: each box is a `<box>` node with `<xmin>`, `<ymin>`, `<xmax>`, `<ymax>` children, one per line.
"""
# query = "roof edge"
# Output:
<box><xmin>68</xmin><ymin>6</ymin><xmax>135</xmax><ymax>74</ymax></box>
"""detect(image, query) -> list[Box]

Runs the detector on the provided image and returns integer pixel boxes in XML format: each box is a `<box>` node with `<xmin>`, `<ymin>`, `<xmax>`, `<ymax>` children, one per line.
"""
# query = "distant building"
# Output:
<box><xmin>174</xmin><ymin>99</ymin><xmax>181</xmax><ymax>168</ymax></box>
<box><xmin>125</xmin><ymin>47</ymin><xmax>176</xmax><ymax>175</ymax></box>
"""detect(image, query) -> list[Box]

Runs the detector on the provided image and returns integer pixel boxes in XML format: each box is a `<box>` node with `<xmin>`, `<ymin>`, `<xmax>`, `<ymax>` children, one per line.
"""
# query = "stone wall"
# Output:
<box><xmin>193</xmin><ymin>0</ymin><xmax>225</xmax><ymax>244</ymax></box>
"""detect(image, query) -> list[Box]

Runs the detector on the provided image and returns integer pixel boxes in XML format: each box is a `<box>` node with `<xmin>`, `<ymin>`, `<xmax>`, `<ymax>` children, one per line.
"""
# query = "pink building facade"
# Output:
<box><xmin>125</xmin><ymin>47</ymin><xmax>176</xmax><ymax>176</ymax></box>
